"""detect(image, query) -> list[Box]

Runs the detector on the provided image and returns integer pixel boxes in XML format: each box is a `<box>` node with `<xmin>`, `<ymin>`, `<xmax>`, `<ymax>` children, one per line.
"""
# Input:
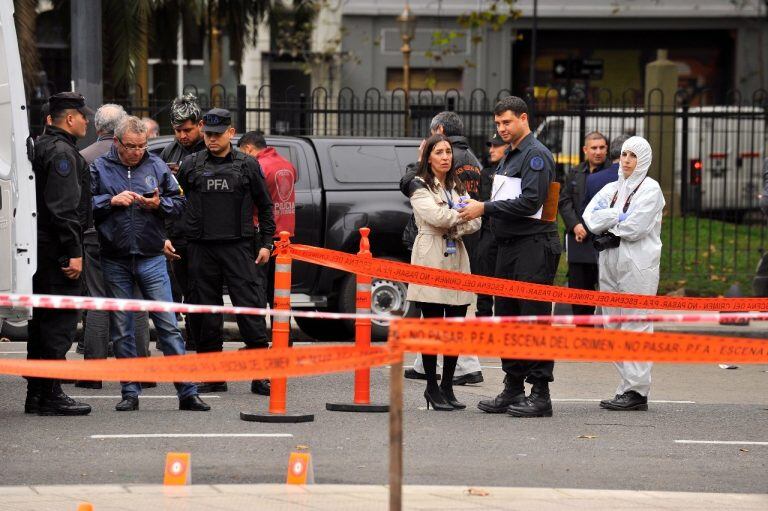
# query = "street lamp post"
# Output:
<box><xmin>398</xmin><ymin>3</ymin><xmax>416</xmax><ymax>137</ymax></box>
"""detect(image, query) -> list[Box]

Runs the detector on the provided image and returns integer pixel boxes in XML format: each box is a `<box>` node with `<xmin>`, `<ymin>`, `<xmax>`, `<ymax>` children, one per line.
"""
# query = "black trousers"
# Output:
<box><xmin>27</xmin><ymin>242</ymin><xmax>82</xmax><ymax>394</ymax></box>
<box><xmin>495</xmin><ymin>232</ymin><xmax>561</xmax><ymax>383</ymax></box>
<box><xmin>188</xmin><ymin>240</ymin><xmax>268</xmax><ymax>353</ymax></box>
<box><xmin>473</xmin><ymin>229</ymin><xmax>498</xmax><ymax>317</ymax></box>
<box><xmin>567</xmin><ymin>262</ymin><xmax>599</xmax><ymax>316</ymax></box>
<box><xmin>168</xmin><ymin>241</ymin><xmax>222</xmax><ymax>347</ymax></box>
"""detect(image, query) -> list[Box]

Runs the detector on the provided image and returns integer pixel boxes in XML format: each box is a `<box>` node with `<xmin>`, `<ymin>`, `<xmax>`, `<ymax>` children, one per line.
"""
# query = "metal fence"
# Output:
<box><xmin>30</xmin><ymin>84</ymin><xmax>768</xmax><ymax>294</ymax></box>
<box><xmin>247</xmin><ymin>84</ymin><xmax>768</xmax><ymax>293</ymax></box>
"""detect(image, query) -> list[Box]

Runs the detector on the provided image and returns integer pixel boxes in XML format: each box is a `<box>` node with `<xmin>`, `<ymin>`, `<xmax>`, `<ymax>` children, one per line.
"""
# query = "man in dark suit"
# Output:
<box><xmin>558</xmin><ymin>131</ymin><xmax>609</xmax><ymax>317</ymax></box>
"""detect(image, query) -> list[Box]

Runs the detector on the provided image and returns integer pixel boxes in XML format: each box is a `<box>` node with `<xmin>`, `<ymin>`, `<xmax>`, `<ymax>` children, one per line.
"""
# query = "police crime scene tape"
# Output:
<box><xmin>0</xmin><ymin>298</ymin><xmax>766</xmax><ymax>382</ymax></box>
<box><xmin>2</xmin><ymin>238</ymin><xmax>768</xmax><ymax>382</ymax></box>
<box><xmin>4</xmin><ymin>293</ymin><xmax>768</xmax><ymax>327</ymax></box>
<box><xmin>0</xmin><ymin>344</ymin><xmax>399</xmax><ymax>383</ymax></box>
<box><xmin>286</xmin><ymin>244</ymin><xmax>768</xmax><ymax>312</ymax></box>
<box><xmin>390</xmin><ymin>319</ymin><xmax>768</xmax><ymax>364</ymax></box>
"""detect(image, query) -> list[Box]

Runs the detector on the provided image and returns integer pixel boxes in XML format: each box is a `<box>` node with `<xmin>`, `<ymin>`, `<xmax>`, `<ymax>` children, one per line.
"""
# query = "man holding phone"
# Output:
<box><xmin>90</xmin><ymin>116</ymin><xmax>210</xmax><ymax>413</ymax></box>
<box><xmin>159</xmin><ymin>94</ymin><xmax>211</xmax><ymax>351</ymax></box>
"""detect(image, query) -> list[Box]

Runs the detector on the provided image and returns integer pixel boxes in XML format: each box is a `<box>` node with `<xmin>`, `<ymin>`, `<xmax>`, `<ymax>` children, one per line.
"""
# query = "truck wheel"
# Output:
<box><xmin>338</xmin><ymin>270</ymin><xmax>412</xmax><ymax>342</ymax></box>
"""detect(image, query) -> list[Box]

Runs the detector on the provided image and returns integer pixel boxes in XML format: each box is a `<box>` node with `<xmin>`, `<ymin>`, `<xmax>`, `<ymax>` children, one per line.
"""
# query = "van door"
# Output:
<box><xmin>0</xmin><ymin>2</ymin><xmax>36</xmax><ymax>323</ymax></box>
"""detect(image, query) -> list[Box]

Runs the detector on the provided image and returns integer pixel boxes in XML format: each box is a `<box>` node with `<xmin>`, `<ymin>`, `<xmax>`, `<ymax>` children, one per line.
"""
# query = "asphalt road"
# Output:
<box><xmin>0</xmin><ymin>340</ymin><xmax>766</xmax><ymax>493</ymax></box>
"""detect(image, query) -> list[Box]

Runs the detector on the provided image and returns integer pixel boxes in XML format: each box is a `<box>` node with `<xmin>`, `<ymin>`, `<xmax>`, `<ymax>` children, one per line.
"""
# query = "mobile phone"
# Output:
<box><xmin>142</xmin><ymin>191</ymin><xmax>156</xmax><ymax>198</ymax></box>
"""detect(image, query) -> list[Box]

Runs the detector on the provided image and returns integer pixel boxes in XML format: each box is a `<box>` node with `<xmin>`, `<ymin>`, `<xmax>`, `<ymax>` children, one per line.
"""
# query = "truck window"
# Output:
<box><xmin>537</xmin><ymin>119</ymin><xmax>564</xmax><ymax>154</ymax></box>
<box><xmin>395</xmin><ymin>146</ymin><xmax>418</xmax><ymax>173</ymax></box>
<box><xmin>329</xmin><ymin>145</ymin><xmax>401</xmax><ymax>183</ymax></box>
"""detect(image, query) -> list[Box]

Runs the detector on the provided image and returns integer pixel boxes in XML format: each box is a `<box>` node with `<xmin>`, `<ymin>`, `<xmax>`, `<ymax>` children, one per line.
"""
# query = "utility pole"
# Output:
<box><xmin>70</xmin><ymin>0</ymin><xmax>102</xmax><ymax>145</ymax></box>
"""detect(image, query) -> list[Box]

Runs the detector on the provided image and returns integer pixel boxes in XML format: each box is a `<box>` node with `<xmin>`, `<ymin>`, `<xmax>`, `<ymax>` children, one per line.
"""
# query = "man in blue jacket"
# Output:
<box><xmin>91</xmin><ymin>116</ymin><xmax>210</xmax><ymax>413</ymax></box>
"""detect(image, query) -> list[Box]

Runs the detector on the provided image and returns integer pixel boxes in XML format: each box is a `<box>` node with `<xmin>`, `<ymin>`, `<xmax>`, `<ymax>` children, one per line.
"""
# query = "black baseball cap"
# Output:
<box><xmin>48</xmin><ymin>92</ymin><xmax>94</xmax><ymax>116</ymax></box>
<box><xmin>202</xmin><ymin>108</ymin><xmax>232</xmax><ymax>133</ymax></box>
<box><xmin>486</xmin><ymin>131</ymin><xmax>505</xmax><ymax>147</ymax></box>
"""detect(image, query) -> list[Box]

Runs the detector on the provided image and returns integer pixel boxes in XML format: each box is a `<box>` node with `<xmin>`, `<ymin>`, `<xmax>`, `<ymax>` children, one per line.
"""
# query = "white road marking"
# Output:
<box><xmin>90</xmin><ymin>433</ymin><xmax>293</xmax><ymax>439</ymax></box>
<box><xmin>675</xmin><ymin>440</ymin><xmax>768</xmax><ymax>446</ymax></box>
<box><xmin>69</xmin><ymin>395</ymin><xmax>221</xmax><ymax>399</ymax></box>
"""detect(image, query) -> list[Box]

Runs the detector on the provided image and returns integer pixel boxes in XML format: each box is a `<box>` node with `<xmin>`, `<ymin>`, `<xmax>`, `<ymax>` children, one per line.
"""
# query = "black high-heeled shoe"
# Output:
<box><xmin>424</xmin><ymin>388</ymin><xmax>453</xmax><ymax>411</ymax></box>
<box><xmin>439</xmin><ymin>385</ymin><xmax>466</xmax><ymax>410</ymax></box>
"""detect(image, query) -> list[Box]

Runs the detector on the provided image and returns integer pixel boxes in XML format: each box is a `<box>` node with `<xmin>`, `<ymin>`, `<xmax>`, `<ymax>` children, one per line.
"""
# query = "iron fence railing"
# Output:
<box><xmin>27</xmin><ymin>84</ymin><xmax>768</xmax><ymax>292</ymax></box>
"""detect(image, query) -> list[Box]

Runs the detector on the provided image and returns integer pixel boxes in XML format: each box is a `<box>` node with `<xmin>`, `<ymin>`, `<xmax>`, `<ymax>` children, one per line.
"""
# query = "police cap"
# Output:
<box><xmin>202</xmin><ymin>108</ymin><xmax>232</xmax><ymax>133</ymax></box>
<box><xmin>486</xmin><ymin>131</ymin><xmax>505</xmax><ymax>147</ymax></box>
<box><xmin>48</xmin><ymin>91</ymin><xmax>95</xmax><ymax>116</ymax></box>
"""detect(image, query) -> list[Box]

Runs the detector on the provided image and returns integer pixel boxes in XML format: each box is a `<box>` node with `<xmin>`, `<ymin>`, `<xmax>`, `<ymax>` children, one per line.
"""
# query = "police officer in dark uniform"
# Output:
<box><xmin>25</xmin><ymin>92</ymin><xmax>94</xmax><ymax>416</ymax></box>
<box><xmin>460</xmin><ymin>96</ymin><xmax>562</xmax><ymax>418</ymax></box>
<box><xmin>177</xmin><ymin>108</ymin><xmax>275</xmax><ymax>395</ymax></box>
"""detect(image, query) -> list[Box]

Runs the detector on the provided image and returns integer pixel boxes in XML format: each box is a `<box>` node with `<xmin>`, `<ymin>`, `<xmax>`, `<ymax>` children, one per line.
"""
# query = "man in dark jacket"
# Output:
<box><xmin>25</xmin><ymin>92</ymin><xmax>94</xmax><ymax>416</ymax></box>
<box><xmin>159</xmin><ymin>94</ymin><xmax>210</xmax><ymax>351</ymax></box>
<box><xmin>583</xmin><ymin>134</ymin><xmax>628</xmax><ymax>211</ymax></box>
<box><xmin>77</xmin><ymin>104</ymin><xmax>153</xmax><ymax>389</ymax></box>
<box><xmin>91</xmin><ymin>116</ymin><xmax>210</xmax><ymax>413</ymax></box>
<box><xmin>558</xmin><ymin>131</ymin><xmax>609</xmax><ymax>317</ymax></box>
<box><xmin>400</xmin><ymin>111</ymin><xmax>484</xmax><ymax>385</ymax></box>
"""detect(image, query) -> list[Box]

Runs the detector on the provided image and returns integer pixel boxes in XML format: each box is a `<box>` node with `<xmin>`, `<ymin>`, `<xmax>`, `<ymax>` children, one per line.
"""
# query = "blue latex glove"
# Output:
<box><xmin>618</xmin><ymin>211</ymin><xmax>629</xmax><ymax>222</ymax></box>
<box><xmin>593</xmin><ymin>199</ymin><xmax>608</xmax><ymax>212</ymax></box>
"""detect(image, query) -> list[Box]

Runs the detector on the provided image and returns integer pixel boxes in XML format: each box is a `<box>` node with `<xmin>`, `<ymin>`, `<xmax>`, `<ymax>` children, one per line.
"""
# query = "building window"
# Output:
<box><xmin>386</xmin><ymin>68</ymin><xmax>463</xmax><ymax>91</ymax></box>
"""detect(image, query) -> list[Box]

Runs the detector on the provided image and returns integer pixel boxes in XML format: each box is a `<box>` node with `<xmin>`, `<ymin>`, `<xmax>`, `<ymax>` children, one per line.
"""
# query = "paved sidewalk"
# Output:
<box><xmin>1</xmin><ymin>484</ymin><xmax>766</xmax><ymax>511</ymax></box>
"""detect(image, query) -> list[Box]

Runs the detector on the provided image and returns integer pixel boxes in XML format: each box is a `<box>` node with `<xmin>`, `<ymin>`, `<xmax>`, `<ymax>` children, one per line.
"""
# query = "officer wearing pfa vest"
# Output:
<box><xmin>459</xmin><ymin>96</ymin><xmax>562</xmax><ymax>418</ymax></box>
<box><xmin>26</xmin><ymin>92</ymin><xmax>94</xmax><ymax>416</ymax></box>
<box><xmin>177</xmin><ymin>108</ymin><xmax>275</xmax><ymax>394</ymax></box>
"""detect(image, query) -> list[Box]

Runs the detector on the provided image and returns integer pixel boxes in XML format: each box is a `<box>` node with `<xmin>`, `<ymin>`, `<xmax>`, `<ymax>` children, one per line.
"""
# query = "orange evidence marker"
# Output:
<box><xmin>163</xmin><ymin>452</ymin><xmax>191</xmax><ymax>485</ymax></box>
<box><xmin>286</xmin><ymin>445</ymin><xmax>314</xmax><ymax>484</ymax></box>
<box><xmin>76</xmin><ymin>504</ymin><xmax>94</xmax><ymax>511</ymax></box>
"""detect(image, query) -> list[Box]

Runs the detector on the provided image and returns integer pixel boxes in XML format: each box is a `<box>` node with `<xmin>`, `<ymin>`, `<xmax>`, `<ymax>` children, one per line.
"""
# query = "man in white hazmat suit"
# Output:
<box><xmin>582</xmin><ymin>136</ymin><xmax>665</xmax><ymax>411</ymax></box>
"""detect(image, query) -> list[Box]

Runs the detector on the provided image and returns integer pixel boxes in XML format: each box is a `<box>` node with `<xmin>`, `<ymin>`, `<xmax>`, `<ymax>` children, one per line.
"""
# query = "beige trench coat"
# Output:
<box><xmin>406</xmin><ymin>177</ymin><xmax>481</xmax><ymax>306</ymax></box>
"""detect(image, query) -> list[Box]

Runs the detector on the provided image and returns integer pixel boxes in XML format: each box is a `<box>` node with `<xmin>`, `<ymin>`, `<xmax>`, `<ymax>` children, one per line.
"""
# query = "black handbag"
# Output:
<box><xmin>402</xmin><ymin>213</ymin><xmax>418</xmax><ymax>251</ymax></box>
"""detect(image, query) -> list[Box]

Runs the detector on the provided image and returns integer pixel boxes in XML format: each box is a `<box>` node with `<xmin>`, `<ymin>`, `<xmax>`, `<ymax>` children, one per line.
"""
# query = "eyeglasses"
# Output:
<box><xmin>117</xmin><ymin>139</ymin><xmax>148</xmax><ymax>152</ymax></box>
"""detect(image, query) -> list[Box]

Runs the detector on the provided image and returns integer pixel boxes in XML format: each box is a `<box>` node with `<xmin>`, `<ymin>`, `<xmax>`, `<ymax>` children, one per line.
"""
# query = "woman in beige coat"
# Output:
<box><xmin>406</xmin><ymin>134</ymin><xmax>481</xmax><ymax>411</ymax></box>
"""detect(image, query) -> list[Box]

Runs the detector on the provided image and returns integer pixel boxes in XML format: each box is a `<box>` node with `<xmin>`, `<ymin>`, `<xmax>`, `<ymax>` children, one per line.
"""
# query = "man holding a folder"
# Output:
<box><xmin>459</xmin><ymin>95</ymin><xmax>562</xmax><ymax>418</ymax></box>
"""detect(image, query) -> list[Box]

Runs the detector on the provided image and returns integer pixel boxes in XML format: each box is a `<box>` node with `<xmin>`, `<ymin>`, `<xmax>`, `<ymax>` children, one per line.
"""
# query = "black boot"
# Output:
<box><xmin>600</xmin><ymin>391</ymin><xmax>648</xmax><ymax>411</ymax></box>
<box><xmin>250</xmin><ymin>379</ymin><xmax>270</xmax><ymax>396</ymax></box>
<box><xmin>179</xmin><ymin>394</ymin><xmax>211</xmax><ymax>411</ymax></box>
<box><xmin>75</xmin><ymin>380</ymin><xmax>103</xmax><ymax>389</ymax></box>
<box><xmin>477</xmin><ymin>375</ymin><xmax>525</xmax><ymax>413</ymax></box>
<box><xmin>24</xmin><ymin>379</ymin><xmax>42</xmax><ymax>414</ymax></box>
<box><xmin>115</xmin><ymin>396</ymin><xmax>139</xmax><ymax>411</ymax></box>
<box><xmin>196</xmin><ymin>381</ymin><xmax>227</xmax><ymax>393</ymax></box>
<box><xmin>38</xmin><ymin>381</ymin><xmax>92</xmax><ymax>416</ymax></box>
<box><xmin>507</xmin><ymin>380</ymin><xmax>552</xmax><ymax>418</ymax></box>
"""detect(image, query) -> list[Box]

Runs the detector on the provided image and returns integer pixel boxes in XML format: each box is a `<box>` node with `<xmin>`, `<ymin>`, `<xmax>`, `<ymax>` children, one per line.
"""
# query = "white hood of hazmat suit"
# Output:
<box><xmin>582</xmin><ymin>136</ymin><xmax>666</xmax><ymax>397</ymax></box>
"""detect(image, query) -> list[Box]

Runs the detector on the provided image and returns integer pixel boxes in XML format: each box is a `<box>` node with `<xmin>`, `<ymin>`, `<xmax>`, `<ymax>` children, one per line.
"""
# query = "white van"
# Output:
<box><xmin>534</xmin><ymin>106</ymin><xmax>767</xmax><ymax>213</ymax></box>
<box><xmin>0</xmin><ymin>2</ymin><xmax>36</xmax><ymax>335</ymax></box>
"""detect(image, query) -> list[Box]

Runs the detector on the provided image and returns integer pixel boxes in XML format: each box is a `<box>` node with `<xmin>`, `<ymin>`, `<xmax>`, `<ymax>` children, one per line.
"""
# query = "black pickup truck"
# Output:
<box><xmin>148</xmin><ymin>135</ymin><xmax>420</xmax><ymax>341</ymax></box>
